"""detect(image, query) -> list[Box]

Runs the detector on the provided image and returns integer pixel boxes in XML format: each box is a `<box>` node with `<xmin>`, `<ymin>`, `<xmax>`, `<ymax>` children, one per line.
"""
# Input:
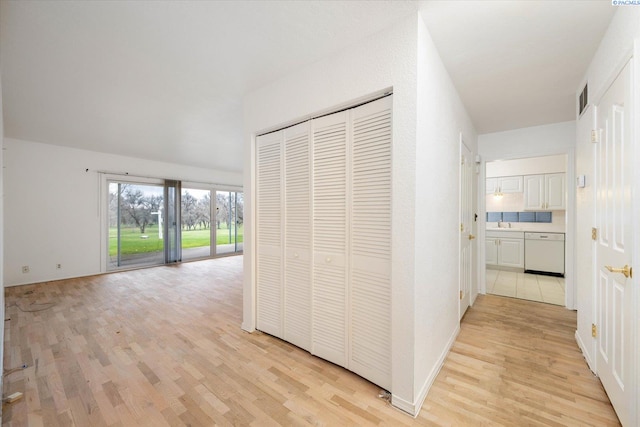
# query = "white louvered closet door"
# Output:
<box><xmin>311</xmin><ymin>111</ymin><xmax>349</xmax><ymax>367</ymax></box>
<box><xmin>256</xmin><ymin>131</ymin><xmax>283</xmax><ymax>338</ymax></box>
<box><xmin>283</xmin><ymin>122</ymin><xmax>312</xmax><ymax>351</ymax></box>
<box><xmin>349</xmin><ymin>96</ymin><xmax>392</xmax><ymax>390</ymax></box>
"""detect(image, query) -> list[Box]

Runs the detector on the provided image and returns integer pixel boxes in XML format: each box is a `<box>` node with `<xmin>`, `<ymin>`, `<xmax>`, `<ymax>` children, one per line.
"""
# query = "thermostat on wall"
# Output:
<box><xmin>577</xmin><ymin>175</ymin><xmax>586</xmax><ymax>188</ymax></box>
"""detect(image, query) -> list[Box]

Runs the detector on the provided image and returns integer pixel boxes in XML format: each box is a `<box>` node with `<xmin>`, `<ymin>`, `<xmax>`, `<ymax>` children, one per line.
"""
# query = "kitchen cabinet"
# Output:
<box><xmin>485</xmin><ymin>237</ymin><xmax>499</xmax><ymax>264</ymax></box>
<box><xmin>486</xmin><ymin>176</ymin><xmax>523</xmax><ymax>194</ymax></box>
<box><xmin>486</xmin><ymin>230</ymin><xmax>525</xmax><ymax>268</ymax></box>
<box><xmin>523</xmin><ymin>173</ymin><xmax>565</xmax><ymax>210</ymax></box>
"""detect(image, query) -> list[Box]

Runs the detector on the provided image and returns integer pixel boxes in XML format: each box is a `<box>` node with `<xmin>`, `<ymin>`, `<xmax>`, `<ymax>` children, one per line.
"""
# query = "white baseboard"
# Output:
<box><xmin>241</xmin><ymin>323</ymin><xmax>255</xmax><ymax>333</ymax></box>
<box><xmin>575</xmin><ymin>330</ymin><xmax>595</xmax><ymax>374</ymax></box>
<box><xmin>391</xmin><ymin>324</ymin><xmax>460</xmax><ymax>417</ymax></box>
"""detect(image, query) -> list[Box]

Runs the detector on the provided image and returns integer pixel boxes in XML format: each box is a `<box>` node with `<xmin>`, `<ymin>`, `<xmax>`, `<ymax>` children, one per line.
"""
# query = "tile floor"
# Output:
<box><xmin>486</xmin><ymin>268</ymin><xmax>565</xmax><ymax>306</ymax></box>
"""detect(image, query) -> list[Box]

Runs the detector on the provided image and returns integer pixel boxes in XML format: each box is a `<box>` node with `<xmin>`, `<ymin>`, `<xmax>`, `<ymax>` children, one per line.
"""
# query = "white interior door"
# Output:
<box><xmin>284</xmin><ymin>122</ymin><xmax>312</xmax><ymax>351</ymax></box>
<box><xmin>348</xmin><ymin>96</ymin><xmax>392</xmax><ymax>390</ymax></box>
<box><xmin>311</xmin><ymin>110</ymin><xmax>349</xmax><ymax>367</ymax></box>
<box><xmin>459</xmin><ymin>140</ymin><xmax>473</xmax><ymax>319</ymax></box>
<box><xmin>595</xmin><ymin>61</ymin><xmax>634</xmax><ymax>427</ymax></box>
<box><xmin>255</xmin><ymin>131</ymin><xmax>284</xmax><ymax>338</ymax></box>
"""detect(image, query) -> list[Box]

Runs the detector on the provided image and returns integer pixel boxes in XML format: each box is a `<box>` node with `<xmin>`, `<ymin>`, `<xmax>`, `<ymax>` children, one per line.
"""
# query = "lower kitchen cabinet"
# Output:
<box><xmin>486</xmin><ymin>231</ymin><xmax>525</xmax><ymax>269</ymax></box>
<box><xmin>485</xmin><ymin>238</ymin><xmax>499</xmax><ymax>265</ymax></box>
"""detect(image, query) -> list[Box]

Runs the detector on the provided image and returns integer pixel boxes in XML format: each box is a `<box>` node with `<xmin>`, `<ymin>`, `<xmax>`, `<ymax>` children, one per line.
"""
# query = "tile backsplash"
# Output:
<box><xmin>486</xmin><ymin>211</ymin><xmax>552</xmax><ymax>223</ymax></box>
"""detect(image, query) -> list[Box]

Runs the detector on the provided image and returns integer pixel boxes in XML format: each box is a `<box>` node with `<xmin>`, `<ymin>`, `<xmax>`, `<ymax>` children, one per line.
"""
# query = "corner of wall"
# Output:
<box><xmin>242</xmin><ymin>132</ymin><xmax>256</xmax><ymax>332</ymax></box>
<box><xmin>0</xmin><ymin>69</ymin><xmax>5</xmax><ymax>420</ymax></box>
<box><xmin>413</xmin><ymin>6</ymin><xmax>477</xmax><ymax>410</ymax></box>
<box><xmin>392</xmin><ymin>326</ymin><xmax>461</xmax><ymax>417</ymax></box>
<box><xmin>409</xmin><ymin>324</ymin><xmax>460</xmax><ymax>417</ymax></box>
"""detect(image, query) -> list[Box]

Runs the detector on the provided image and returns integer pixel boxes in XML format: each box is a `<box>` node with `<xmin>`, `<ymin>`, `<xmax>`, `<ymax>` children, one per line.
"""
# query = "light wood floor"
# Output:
<box><xmin>3</xmin><ymin>256</ymin><xmax>619</xmax><ymax>426</ymax></box>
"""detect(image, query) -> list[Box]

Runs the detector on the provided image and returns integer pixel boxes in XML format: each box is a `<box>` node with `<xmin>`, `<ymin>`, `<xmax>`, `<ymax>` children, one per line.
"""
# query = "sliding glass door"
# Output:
<box><xmin>235</xmin><ymin>192</ymin><xmax>244</xmax><ymax>252</ymax></box>
<box><xmin>216</xmin><ymin>191</ymin><xmax>244</xmax><ymax>255</ymax></box>
<box><xmin>108</xmin><ymin>181</ymin><xmax>165</xmax><ymax>269</ymax></box>
<box><xmin>107</xmin><ymin>178</ymin><xmax>242</xmax><ymax>269</ymax></box>
<box><xmin>181</xmin><ymin>188</ymin><xmax>212</xmax><ymax>261</ymax></box>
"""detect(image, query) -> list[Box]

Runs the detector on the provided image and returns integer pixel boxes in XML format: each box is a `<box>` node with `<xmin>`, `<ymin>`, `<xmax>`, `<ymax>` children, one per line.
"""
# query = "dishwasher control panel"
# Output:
<box><xmin>525</xmin><ymin>232</ymin><xmax>565</xmax><ymax>241</ymax></box>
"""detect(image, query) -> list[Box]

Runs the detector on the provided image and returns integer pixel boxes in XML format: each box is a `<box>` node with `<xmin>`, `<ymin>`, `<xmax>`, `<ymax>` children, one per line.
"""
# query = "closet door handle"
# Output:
<box><xmin>325</xmin><ymin>257</ymin><xmax>332</xmax><ymax>264</ymax></box>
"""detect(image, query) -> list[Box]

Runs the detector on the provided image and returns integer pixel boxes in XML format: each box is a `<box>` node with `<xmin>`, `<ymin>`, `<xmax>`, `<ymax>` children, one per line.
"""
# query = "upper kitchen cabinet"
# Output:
<box><xmin>486</xmin><ymin>176</ymin><xmax>523</xmax><ymax>194</ymax></box>
<box><xmin>523</xmin><ymin>173</ymin><xmax>566</xmax><ymax>210</ymax></box>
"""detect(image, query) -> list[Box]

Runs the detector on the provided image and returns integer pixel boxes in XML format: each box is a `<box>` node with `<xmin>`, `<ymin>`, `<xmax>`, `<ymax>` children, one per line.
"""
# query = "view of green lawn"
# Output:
<box><xmin>109</xmin><ymin>224</ymin><xmax>244</xmax><ymax>255</ymax></box>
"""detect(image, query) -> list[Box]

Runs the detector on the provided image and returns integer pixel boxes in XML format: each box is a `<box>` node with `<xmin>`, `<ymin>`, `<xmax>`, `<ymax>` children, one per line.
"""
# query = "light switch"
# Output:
<box><xmin>577</xmin><ymin>175</ymin><xmax>586</xmax><ymax>188</ymax></box>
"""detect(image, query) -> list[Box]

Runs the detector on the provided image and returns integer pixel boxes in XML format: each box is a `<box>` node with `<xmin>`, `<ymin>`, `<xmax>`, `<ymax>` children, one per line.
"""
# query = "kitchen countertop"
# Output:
<box><xmin>485</xmin><ymin>223</ymin><xmax>565</xmax><ymax>233</ymax></box>
<box><xmin>486</xmin><ymin>227</ymin><xmax>565</xmax><ymax>233</ymax></box>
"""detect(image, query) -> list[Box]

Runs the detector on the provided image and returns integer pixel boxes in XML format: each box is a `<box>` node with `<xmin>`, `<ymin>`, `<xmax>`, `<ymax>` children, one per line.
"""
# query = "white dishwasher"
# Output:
<box><xmin>524</xmin><ymin>232</ymin><xmax>565</xmax><ymax>276</ymax></box>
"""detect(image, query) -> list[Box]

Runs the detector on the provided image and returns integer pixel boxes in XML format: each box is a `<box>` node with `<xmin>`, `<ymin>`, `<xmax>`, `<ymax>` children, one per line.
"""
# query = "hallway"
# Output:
<box><xmin>2</xmin><ymin>257</ymin><xmax>619</xmax><ymax>425</ymax></box>
<box><xmin>426</xmin><ymin>294</ymin><xmax>619</xmax><ymax>425</ymax></box>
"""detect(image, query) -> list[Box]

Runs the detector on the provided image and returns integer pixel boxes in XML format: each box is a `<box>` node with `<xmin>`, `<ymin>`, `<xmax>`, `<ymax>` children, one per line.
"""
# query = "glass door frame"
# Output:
<box><xmin>102</xmin><ymin>175</ymin><xmax>166</xmax><ymax>272</ymax></box>
<box><xmin>215</xmin><ymin>189</ymin><xmax>244</xmax><ymax>257</ymax></box>
<box><xmin>101</xmin><ymin>175</ymin><xmax>243</xmax><ymax>273</ymax></box>
<box><xmin>182</xmin><ymin>182</ymin><xmax>243</xmax><ymax>260</ymax></box>
<box><xmin>180</xmin><ymin>184</ymin><xmax>214</xmax><ymax>261</ymax></box>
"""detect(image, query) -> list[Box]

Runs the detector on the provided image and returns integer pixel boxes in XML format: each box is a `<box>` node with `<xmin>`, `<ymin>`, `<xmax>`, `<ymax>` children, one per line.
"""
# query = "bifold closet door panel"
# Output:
<box><xmin>283</xmin><ymin>122</ymin><xmax>312</xmax><ymax>351</ymax></box>
<box><xmin>311</xmin><ymin>111</ymin><xmax>349</xmax><ymax>367</ymax></box>
<box><xmin>256</xmin><ymin>131</ymin><xmax>283</xmax><ymax>338</ymax></box>
<box><xmin>349</xmin><ymin>96</ymin><xmax>392</xmax><ymax>390</ymax></box>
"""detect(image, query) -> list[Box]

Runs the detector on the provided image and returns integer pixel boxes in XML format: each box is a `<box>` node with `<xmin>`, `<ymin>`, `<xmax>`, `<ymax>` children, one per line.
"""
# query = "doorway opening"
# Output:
<box><xmin>483</xmin><ymin>154</ymin><xmax>568</xmax><ymax>306</ymax></box>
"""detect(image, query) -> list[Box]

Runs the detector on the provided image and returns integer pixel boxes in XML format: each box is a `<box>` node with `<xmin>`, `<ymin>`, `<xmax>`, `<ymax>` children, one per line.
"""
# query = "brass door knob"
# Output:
<box><xmin>605</xmin><ymin>264</ymin><xmax>633</xmax><ymax>278</ymax></box>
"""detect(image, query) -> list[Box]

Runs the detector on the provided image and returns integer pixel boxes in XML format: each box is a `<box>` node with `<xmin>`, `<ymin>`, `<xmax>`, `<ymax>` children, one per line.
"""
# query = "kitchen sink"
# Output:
<box><xmin>486</xmin><ymin>227</ymin><xmax>523</xmax><ymax>231</ymax></box>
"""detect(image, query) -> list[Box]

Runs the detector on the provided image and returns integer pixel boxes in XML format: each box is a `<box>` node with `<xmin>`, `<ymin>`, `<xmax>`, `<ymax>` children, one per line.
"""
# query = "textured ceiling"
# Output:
<box><xmin>420</xmin><ymin>0</ymin><xmax>615</xmax><ymax>134</ymax></box>
<box><xmin>1</xmin><ymin>1</ymin><xmax>617</xmax><ymax>171</ymax></box>
<box><xmin>0</xmin><ymin>1</ymin><xmax>417</xmax><ymax>172</ymax></box>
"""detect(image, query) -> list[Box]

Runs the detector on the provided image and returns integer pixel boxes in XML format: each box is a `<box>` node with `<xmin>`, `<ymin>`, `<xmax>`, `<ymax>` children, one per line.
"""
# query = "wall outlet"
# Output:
<box><xmin>21</xmin><ymin>266</ymin><xmax>30</xmax><ymax>274</ymax></box>
<box><xmin>56</xmin><ymin>264</ymin><xmax>62</xmax><ymax>269</ymax></box>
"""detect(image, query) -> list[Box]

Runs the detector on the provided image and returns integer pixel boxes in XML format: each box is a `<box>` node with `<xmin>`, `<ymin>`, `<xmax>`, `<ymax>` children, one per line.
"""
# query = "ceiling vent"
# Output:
<box><xmin>578</xmin><ymin>83</ymin><xmax>588</xmax><ymax>116</ymax></box>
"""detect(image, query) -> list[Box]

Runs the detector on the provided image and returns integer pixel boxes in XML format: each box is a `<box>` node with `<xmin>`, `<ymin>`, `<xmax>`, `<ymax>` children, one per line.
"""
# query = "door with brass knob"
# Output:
<box><xmin>594</xmin><ymin>61</ymin><xmax>633</xmax><ymax>426</ymax></box>
<box><xmin>459</xmin><ymin>140</ymin><xmax>473</xmax><ymax>319</ymax></box>
<box><xmin>604</xmin><ymin>265</ymin><xmax>633</xmax><ymax>279</ymax></box>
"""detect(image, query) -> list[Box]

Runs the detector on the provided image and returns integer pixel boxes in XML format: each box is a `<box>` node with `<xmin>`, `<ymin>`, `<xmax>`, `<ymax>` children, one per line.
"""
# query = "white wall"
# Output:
<box><xmin>0</xmin><ymin>60</ymin><xmax>5</xmax><ymax>410</ymax></box>
<box><xmin>479</xmin><ymin>121</ymin><xmax>575</xmax><ymax>161</ymax></box>
<box><xmin>582</xmin><ymin>8</ymin><xmax>640</xmax><ymax>105</ymax></box>
<box><xmin>575</xmin><ymin>104</ymin><xmax>596</xmax><ymax>370</ymax></box>
<box><xmin>3</xmin><ymin>138</ymin><xmax>242</xmax><ymax>286</ymax></box>
<box><xmin>243</xmin><ymin>13</ymin><xmax>476</xmax><ymax>415</ymax></box>
<box><xmin>413</xmin><ymin>12</ymin><xmax>477</xmax><ymax>410</ymax></box>
<box><xmin>573</xmin><ymin>8</ymin><xmax>640</xmax><ymax>418</ymax></box>
<box><xmin>486</xmin><ymin>154</ymin><xmax>566</xmax><ymax>177</ymax></box>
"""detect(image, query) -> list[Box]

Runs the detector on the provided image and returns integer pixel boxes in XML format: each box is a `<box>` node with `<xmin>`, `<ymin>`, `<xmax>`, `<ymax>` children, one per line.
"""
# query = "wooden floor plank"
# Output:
<box><xmin>3</xmin><ymin>256</ymin><xmax>620</xmax><ymax>426</ymax></box>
